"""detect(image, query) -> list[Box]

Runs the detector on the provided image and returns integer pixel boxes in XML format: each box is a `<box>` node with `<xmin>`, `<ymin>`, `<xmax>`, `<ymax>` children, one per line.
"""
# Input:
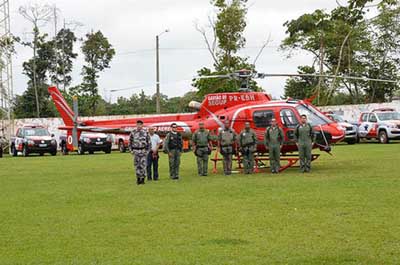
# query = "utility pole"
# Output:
<box><xmin>53</xmin><ymin>5</ymin><xmax>59</xmax><ymax>89</ymax></box>
<box><xmin>155</xmin><ymin>35</ymin><xmax>160</xmax><ymax>113</ymax></box>
<box><xmin>155</xmin><ymin>29</ymin><xmax>169</xmax><ymax>114</ymax></box>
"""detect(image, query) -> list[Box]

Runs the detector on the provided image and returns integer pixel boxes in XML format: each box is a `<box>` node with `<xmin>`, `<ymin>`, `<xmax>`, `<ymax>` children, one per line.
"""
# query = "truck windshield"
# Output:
<box><xmin>331</xmin><ymin>114</ymin><xmax>344</xmax><ymax>122</ymax></box>
<box><xmin>296</xmin><ymin>105</ymin><xmax>332</xmax><ymax>126</ymax></box>
<box><xmin>24</xmin><ymin>128</ymin><xmax>50</xmax><ymax>136</ymax></box>
<box><xmin>377</xmin><ymin>112</ymin><xmax>400</xmax><ymax>121</ymax></box>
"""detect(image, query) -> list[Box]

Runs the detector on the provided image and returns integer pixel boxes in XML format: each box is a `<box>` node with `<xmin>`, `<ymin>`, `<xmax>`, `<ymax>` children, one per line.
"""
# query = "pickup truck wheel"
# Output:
<box><xmin>88</xmin><ymin>150</ymin><xmax>94</xmax><ymax>154</ymax></box>
<box><xmin>51</xmin><ymin>151</ymin><xmax>57</xmax><ymax>156</ymax></box>
<box><xmin>39</xmin><ymin>153</ymin><xmax>44</xmax><ymax>156</ymax></box>
<box><xmin>119</xmin><ymin>141</ymin><xmax>126</xmax><ymax>153</ymax></box>
<box><xmin>77</xmin><ymin>144</ymin><xmax>84</xmax><ymax>155</ymax></box>
<box><xmin>22</xmin><ymin>145</ymin><xmax>29</xmax><ymax>157</ymax></box>
<box><xmin>379</xmin><ymin>130</ymin><xmax>389</xmax><ymax>144</ymax></box>
<box><xmin>11</xmin><ymin>145</ymin><xmax>18</xmax><ymax>156</ymax></box>
<box><xmin>104</xmin><ymin>147</ymin><xmax>111</xmax><ymax>154</ymax></box>
<box><xmin>346</xmin><ymin>139</ymin><xmax>356</xmax><ymax>145</ymax></box>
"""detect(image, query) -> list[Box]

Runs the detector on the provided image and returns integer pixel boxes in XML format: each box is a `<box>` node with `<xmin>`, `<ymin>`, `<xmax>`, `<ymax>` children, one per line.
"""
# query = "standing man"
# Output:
<box><xmin>218</xmin><ymin>120</ymin><xmax>237</xmax><ymax>175</ymax></box>
<box><xmin>192</xmin><ymin>122</ymin><xmax>212</xmax><ymax>176</ymax></box>
<box><xmin>163</xmin><ymin>123</ymin><xmax>183</xmax><ymax>180</ymax></box>
<box><xmin>239</xmin><ymin>122</ymin><xmax>257</xmax><ymax>174</ymax></box>
<box><xmin>264</xmin><ymin>118</ymin><xmax>284</xmax><ymax>173</ymax></box>
<box><xmin>147</xmin><ymin>127</ymin><xmax>161</xmax><ymax>181</ymax></box>
<box><xmin>295</xmin><ymin>114</ymin><xmax>315</xmax><ymax>173</ymax></box>
<box><xmin>0</xmin><ymin>135</ymin><xmax>4</xmax><ymax>158</ymax></box>
<box><xmin>129</xmin><ymin>120</ymin><xmax>150</xmax><ymax>185</ymax></box>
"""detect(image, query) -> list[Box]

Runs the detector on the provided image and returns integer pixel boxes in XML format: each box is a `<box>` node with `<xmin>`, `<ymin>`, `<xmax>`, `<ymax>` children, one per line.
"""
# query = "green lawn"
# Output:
<box><xmin>1</xmin><ymin>143</ymin><xmax>400</xmax><ymax>265</ymax></box>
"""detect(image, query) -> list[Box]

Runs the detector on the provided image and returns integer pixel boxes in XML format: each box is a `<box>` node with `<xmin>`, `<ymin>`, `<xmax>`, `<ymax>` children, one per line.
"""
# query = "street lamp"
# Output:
<box><xmin>156</xmin><ymin>29</ymin><xmax>169</xmax><ymax>113</ymax></box>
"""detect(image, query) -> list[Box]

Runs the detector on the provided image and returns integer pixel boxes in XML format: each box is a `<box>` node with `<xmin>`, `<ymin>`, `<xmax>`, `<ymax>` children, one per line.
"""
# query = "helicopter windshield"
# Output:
<box><xmin>296</xmin><ymin>105</ymin><xmax>332</xmax><ymax>126</ymax></box>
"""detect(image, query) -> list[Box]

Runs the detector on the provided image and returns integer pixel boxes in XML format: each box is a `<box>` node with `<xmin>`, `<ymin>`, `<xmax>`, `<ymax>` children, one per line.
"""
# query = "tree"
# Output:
<box><xmin>19</xmin><ymin>4</ymin><xmax>53</xmax><ymax>117</ymax></box>
<box><xmin>78</xmin><ymin>30</ymin><xmax>115</xmax><ymax>115</ymax></box>
<box><xmin>281</xmin><ymin>0</ymin><xmax>399</xmax><ymax>105</ymax></box>
<box><xmin>283</xmin><ymin>66</ymin><xmax>320</xmax><ymax>100</ymax></box>
<box><xmin>193</xmin><ymin>0</ymin><xmax>262</xmax><ymax>95</ymax></box>
<box><xmin>361</xmin><ymin>1</ymin><xmax>400</xmax><ymax>102</ymax></box>
<box><xmin>15</xmin><ymin>32</ymin><xmax>57</xmax><ymax>118</ymax></box>
<box><xmin>48</xmin><ymin>28</ymin><xmax>78</xmax><ymax>92</ymax></box>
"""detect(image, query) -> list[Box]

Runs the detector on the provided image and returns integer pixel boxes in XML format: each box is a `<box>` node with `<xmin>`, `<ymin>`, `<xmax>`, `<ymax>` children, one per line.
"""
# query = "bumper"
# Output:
<box><xmin>81</xmin><ymin>142</ymin><xmax>112</xmax><ymax>151</ymax></box>
<box><xmin>27</xmin><ymin>146</ymin><xmax>57</xmax><ymax>154</ymax></box>
<box><xmin>344</xmin><ymin>131</ymin><xmax>357</xmax><ymax>140</ymax></box>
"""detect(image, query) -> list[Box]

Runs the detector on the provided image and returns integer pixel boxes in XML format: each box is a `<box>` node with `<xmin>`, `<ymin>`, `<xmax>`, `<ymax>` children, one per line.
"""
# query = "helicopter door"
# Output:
<box><xmin>280</xmin><ymin>108</ymin><xmax>299</xmax><ymax>141</ymax></box>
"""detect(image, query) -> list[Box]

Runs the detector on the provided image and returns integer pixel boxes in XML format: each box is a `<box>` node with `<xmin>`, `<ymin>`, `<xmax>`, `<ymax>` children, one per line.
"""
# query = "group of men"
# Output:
<box><xmin>129</xmin><ymin>115</ymin><xmax>315</xmax><ymax>185</ymax></box>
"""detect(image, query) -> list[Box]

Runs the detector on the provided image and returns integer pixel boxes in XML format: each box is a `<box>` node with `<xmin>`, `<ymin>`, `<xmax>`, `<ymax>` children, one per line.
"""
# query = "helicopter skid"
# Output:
<box><xmin>211</xmin><ymin>154</ymin><xmax>320</xmax><ymax>174</ymax></box>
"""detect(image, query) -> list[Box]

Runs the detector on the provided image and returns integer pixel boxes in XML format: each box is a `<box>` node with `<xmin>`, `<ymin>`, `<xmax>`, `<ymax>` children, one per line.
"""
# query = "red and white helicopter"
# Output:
<box><xmin>48</xmin><ymin>70</ymin><xmax>396</xmax><ymax>156</ymax></box>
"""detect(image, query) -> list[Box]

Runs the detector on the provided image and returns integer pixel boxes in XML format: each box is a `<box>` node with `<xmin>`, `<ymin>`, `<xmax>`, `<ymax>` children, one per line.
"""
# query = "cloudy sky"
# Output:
<box><xmin>10</xmin><ymin>0</ymin><xmax>340</xmax><ymax>101</ymax></box>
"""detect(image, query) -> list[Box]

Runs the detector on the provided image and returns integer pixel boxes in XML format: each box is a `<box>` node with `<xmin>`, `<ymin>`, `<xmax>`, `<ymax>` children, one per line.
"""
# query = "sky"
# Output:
<box><xmin>10</xmin><ymin>0</ymin><xmax>340</xmax><ymax>102</ymax></box>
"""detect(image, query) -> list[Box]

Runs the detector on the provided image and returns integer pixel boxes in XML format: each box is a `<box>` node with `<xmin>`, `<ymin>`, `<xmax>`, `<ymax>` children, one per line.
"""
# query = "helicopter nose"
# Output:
<box><xmin>329</xmin><ymin>123</ymin><xmax>346</xmax><ymax>142</ymax></box>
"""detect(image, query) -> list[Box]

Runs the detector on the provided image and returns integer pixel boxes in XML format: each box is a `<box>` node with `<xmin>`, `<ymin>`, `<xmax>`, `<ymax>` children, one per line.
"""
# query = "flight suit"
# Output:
<box><xmin>192</xmin><ymin>129</ymin><xmax>211</xmax><ymax>176</ymax></box>
<box><xmin>264</xmin><ymin>126</ymin><xmax>284</xmax><ymax>173</ymax></box>
<box><xmin>218</xmin><ymin>128</ymin><xmax>237</xmax><ymax>175</ymax></box>
<box><xmin>164</xmin><ymin>132</ymin><xmax>183</xmax><ymax>179</ymax></box>
<box><xmin>129</xmin><ymin>128</ymin><xmax>151</xmax><ymax>184</ymax></box>
<box><xmin>239</xmin><ymin>128</ymin><xmax>257</xmax><ymax>174</ymax></box>
<box><xmin>295</xmin><ymin>123</ymin><xmax>315</xmax><ymax>172</ymax></box>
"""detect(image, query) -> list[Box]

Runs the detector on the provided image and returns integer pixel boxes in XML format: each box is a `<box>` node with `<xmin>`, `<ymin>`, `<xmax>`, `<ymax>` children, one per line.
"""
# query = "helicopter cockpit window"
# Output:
<box><xmin>296</xmin><ymin>105</ymin><xmax>332</xmax><ymax>126</ymax></box>
<box><xmin>253</xmin><ymin>110</ymin><xmax>274</xmax><ymax>128</ymax></box>
<box><xmin>280</xmin><ymin>109</ymin><xmax>298</xmax><ymax>128</ymax></box>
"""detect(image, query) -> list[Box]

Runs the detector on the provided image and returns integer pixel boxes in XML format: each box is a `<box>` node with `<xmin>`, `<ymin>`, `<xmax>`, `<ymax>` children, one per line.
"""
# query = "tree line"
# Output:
<box><xmin>5</xmin><ymin>0</ymin><xmax>400</xmax><ymax>119</ymax></box>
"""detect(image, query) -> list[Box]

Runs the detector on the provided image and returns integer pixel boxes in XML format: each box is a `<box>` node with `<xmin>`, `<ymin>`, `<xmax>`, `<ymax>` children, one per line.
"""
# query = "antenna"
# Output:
<box><xmin>0</xmin><ymin>0</ymin><xmax>14</xmax><ymax>148</ymax></box>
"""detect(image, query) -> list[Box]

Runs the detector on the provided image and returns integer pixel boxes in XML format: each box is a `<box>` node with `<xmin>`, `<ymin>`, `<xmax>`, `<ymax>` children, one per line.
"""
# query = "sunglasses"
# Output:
<box><xmin>172</xmin><ymin>126</ymin><xmax>177</xmax><ymax>128</ymax></box>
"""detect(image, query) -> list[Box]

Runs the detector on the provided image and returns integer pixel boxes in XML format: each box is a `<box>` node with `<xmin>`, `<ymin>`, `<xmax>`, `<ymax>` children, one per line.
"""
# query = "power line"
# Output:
<box><xmin>115</xmin><ymin>45</ymin><xmax>280</xmax><ymax>56</ymax></box>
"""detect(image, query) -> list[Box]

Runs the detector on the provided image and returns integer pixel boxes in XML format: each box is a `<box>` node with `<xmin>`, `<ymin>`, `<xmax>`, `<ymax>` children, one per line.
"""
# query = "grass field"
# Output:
<box><xmin>1</xmin><ymin>143</ymin><xmax>400</xmax><ymax>265</ymax></box>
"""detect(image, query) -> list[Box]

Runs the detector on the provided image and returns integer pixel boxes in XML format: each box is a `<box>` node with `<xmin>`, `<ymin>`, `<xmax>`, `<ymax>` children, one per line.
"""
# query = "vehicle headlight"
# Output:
<box><xmin>27</xmin><ymin>140</ymin><xmax>35</xmax><ymax>145</ymax></box>
<box><xmin>388</xmin><ymin>124</ymin><xmax>397</xmax><ymax>129</ymax></box>
<box><xmin>83</xmin><ymin>137</ymin><xmax>91</xmax><ymax>143</ymax></box>
<box><xmin>51</xmin><ymin>139</ymin><xmax>57</xmax><ymax>145</ymax></box>
<box><xmin>337</xmin><ymin>125</ymin><xmax>345</xmax><ymax>132</ymax></box>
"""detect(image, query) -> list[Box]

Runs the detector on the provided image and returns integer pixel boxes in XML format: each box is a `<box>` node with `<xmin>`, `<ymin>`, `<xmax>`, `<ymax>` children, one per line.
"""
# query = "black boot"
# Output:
<box><xmin>136</xmin><ymin>177</ymin><xmax>141</xmax><ymax>185</ymax></box>
<box><xmin>140</xmin><ymin>177</ymin><xmax>145</xmax><ymax>184</ymax></box>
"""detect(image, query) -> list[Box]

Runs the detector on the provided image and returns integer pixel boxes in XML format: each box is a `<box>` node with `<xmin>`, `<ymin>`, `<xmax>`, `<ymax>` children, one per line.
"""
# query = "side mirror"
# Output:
<box><xmin>51</xmin><ymin>134</ymin><xmax>55</xmax><ymax>138</ymax></box>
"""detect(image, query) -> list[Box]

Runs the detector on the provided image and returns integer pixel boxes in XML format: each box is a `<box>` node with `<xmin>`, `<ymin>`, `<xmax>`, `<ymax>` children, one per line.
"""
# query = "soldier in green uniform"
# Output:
<box><xmin>192</xmin><ymin>122</ymin><xmax>212</xmax><ymax>176</ymax></box>
<box><xmin>239</xmin><ymin>122</ymin><xmax>257</xmax><ymax>174</ymax></box>
<box><xmin>294</xmin><ymin>114</ymin><xmax>315</xmax><ymax>173</ymax></box>
<box><xmin>163</xmin><ymin>123</ymin><xmax>183</xmax><ymax>180</ymax></box>
<box><xmin>218</xmin><ymin>120</ymin><xmax>237</xmax><ymax>175</ymax></box>
<box><xmin>264</xmin><ymin>118</ymin><xmax>284</xmax><ymax>173</ymax></box>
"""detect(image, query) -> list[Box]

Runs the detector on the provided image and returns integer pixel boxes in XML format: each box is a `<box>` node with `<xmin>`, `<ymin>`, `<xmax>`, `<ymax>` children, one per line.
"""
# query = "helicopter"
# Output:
<box><xmin>48</xmin><ymin>69</ymin><xmax>397</xmax><ymax>155</ymax></box>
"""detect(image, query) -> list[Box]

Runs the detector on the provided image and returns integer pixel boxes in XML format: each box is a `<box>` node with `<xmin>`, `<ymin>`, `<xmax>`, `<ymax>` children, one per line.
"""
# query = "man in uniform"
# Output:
<box><xmin>239</xmin><ymin>121</ymin><xmax>257</xmax><ymax>174</ymax></box>
<box><xmin>147</xmin><ymin>127</ymin><xmax>161</xmax><ymax>181</ymax></box>
<box><xmin>264</xmin><ymin>118</ymin><xmax>284</xmax><ymax>173</ymax></box>
<box><xmin>294</xmin><ymin>114</ymin><xmax>315</xmax><ymax>173</ymax></box>
<box><xmin>163</xmin><ymin>123</ymin><xmax>183</xmax><ymax>180</ymax></box>
<box><xmin>192</xmin><ymin>122</ymin><xmax>212</xmax><ymax>176</ymax></box>
<box><xmin>0</xmin><ymin>135</ymin><xmax>4</xmax><ymax>158</ymax></box>
<box><xmin>218</xmin><ymin>120</ymin><xmax>237</xmax><ymax>175</ymax></box>
<box><xmin>129</xmin><ymin>120</ymin><xmax>150</xmax><ymax>185</ymax></box>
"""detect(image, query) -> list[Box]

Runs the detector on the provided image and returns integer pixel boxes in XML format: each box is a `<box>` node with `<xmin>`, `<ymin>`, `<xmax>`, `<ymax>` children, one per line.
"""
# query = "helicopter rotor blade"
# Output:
<box><xmin>192</xmin><ymin>74</ymin><xmax>233</xmax><ymax>80</ymax></box>
<box><xmin>257</xmin><ymin>73</ymin><xmax>397</xmax><ymax>83</ymax></box>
